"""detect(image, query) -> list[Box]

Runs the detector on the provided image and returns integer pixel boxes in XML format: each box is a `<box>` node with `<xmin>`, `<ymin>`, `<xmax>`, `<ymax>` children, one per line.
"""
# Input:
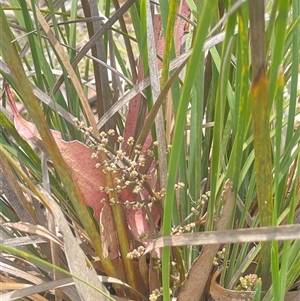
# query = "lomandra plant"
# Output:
<box><xmin>0</xmin><ymin>0</ymin><xmax>299</xmax><ymax>301</ymax></box>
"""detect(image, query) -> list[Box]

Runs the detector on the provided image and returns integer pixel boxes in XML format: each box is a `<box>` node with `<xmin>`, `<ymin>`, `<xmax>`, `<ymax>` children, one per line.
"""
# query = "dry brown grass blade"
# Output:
<box><xmin>1</xmin><ymin>236</ymin><xmax>48</xmax><ymax>247</ymax></box>
<box><xmin>145</xmin><ymin>224</ymin><xmax>300</xmax><ymax>251</ymax></box>
<box><xmin>38</xmin><ymin>188</ymin><xmax>110</xmax><ymax>301</ymax></box>
<box><xmin>177</xmin><ymin>179</ymin><xmax>235</xmax><ymax>301</ymax></box>
<box><xmin>0</xmin><ymin>282</ymin><xmax>31</xmax><ymax>290</ymax></box>
<box><xmin>0</xmin><ymin>276</ymin><xmax>79</xmax><ymax>301</ymax></box>
<box><xmin>0</xmin><ymin>279</ymin><xmax>49</xmax><ymax>301</ymax></box>
<box><xmin>4</xmin><ymin>222</ymin><xmax>63</xmax><ymax>248</ymax></box>
<box><xmin>1</xmin><ymin>273</ymin><xmax>148</xmax><ymax>301</ymax></box>
<box><xmin>0</xmin><ymin>260</ymin><xmax>45</xmax><ymax>286</ymax></box>
<box><xmin>4</xmin><ymin>207</ymin><xmax>63</xmax><ymax>300</ymax></box>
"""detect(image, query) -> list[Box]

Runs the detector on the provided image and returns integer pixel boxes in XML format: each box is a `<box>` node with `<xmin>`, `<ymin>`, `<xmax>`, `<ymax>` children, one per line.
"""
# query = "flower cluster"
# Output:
<box><xmin>73</xmin><ymin>118</ymin><xmax>163</xmax><ymax>209</ymax></box>
<box><xmin>149</xmin><ymin>288</ymin><xmax>162</xmax><ymax>301</ymax></box>
<box><xmin>172</xmin><ymin>222</ymin><xmax>195</xmax><ymax>235</ymax></box>
<box><xmin>126</xmin><ymin>246</ymin><xmax>145</xmax><ymax>259</ymax></box>
<box><xmin>171</xmin><ymin>190</ymin><xmax>210</xmax><ymax>235</ymax></box>
<box><xmin>149</xmin><ymin>288</ymin><xmax>172</xmax><ymax>301</ymax></box>
<box><xmin>236</xmin><ymin>274</ymin><xmax>259</xmax><ymax>291</ymax></box>
<box><xmin>213</xmin><ymin>247</ymin><xmax>226</xmax><ymax>266</ymax></box>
